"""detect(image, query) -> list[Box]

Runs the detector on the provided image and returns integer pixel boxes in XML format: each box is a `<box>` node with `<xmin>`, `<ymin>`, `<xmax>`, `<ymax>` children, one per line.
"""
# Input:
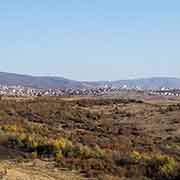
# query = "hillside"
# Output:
<box><xmin>83</xmin><ymin>77</ymin><xmax>180</xmax><ymax>89</ymax></box>
<box><xmin>0</xmin><ymin>72</ymin><xmax>82</xmax><ymax>89</ymax></box>
<box><xmin>0</xmin><ymin>96</ymin><xmax>180</xmax><ymax>179</ymax></box>
<box><xmin>1</xmin><ymin>72</ymin><xmax>180</xmax><ymax>89</ymax></box>
<box><xmin>111</xmin><ymin>77</ymin><xmax>180</xmax><ymax>89</ymax></box>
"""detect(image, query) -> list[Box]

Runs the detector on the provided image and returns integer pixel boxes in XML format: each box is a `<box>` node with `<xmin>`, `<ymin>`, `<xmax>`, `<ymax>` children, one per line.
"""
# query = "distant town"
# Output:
<box><xmin>0</xmin><ymin>84</ymin><xmax>180</xmax><ymax>97</ymax></box>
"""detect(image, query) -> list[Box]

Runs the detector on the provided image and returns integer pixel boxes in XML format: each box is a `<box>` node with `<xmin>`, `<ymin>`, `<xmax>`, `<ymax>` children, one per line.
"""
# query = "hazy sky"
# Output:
<box><xmin>0</xmin><ymin>0</ymin><xmax>180</xmax><ymax>80</ymax></box>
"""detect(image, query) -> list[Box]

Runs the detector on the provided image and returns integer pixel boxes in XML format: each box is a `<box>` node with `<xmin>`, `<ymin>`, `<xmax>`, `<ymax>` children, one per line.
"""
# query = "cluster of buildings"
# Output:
<box><xmin>0</xmin><ymin>85</ymin><xmax>113</xmax><ymax>97</ymax></box>
<box><xmin>1</xmin><ymin>84</ymin><xmax>180</xmax><ymax>97</ymax></box>
<box><xmin>149</xmin><ymin>89</ymin><xmax>180</xmax><ymax>97</ymax></box>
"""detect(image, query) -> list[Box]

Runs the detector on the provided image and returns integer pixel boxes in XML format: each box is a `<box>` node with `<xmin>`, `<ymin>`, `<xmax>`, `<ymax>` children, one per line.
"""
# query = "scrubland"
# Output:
<box><xmin>0</xmin><ymin>96</ymin><xmax>180</xmax><ymax>179</ymax></box>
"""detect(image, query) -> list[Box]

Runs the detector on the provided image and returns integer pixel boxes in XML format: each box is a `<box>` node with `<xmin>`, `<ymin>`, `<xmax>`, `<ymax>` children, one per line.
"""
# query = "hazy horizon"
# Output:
<box><xmin>1</xmin><ymin>71</ymin><xmax>180</xmax><ymax>82</ymax></box>
<box><xmin>0</xmin><ymin>1</ymin><xmax>180</xmax><ymax>80</ymax></box>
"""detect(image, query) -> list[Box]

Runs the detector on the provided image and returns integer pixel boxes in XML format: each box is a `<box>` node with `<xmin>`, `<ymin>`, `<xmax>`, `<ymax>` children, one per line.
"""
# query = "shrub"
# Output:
<box><xmin>146</xmin><ymin>154</ymin><xmax>178</xmax><ymax>179</ymax></box>
<box><xmin>76</xmin><ymin>144</ymin><xmax>94</xmax><ymax>158</ymax></box>
<box><xmin>50</xmin><ymin>138</ymin><xmax>66</xmax><ymax>150</ymax></box>
<box><xmin>7</xmin><ymin>133</ymin><xmax>108</xmax><ymax>160</ymax></box>
<box><xmin>86</xmin><ymin>111</ymin><xmax>100</xmax><ymax>120</ymax></box>
<box><xmin>94</xmin><ymin>145</ymin><xmax>107</xmax><ymax>159</ymax></box>
<box><xmin>130</xmin><ymin>151</ymin><xmax>142</xmax><ymax>163</ymax></box>
<box><xmin>9</xmin><ymin>133</ymin><xmax>26</xmax><ymax>147</ymax></box>
<box><xmin>55</xmin><ymin>150</ymin><xmax>63</xmax><ymax>160</ymax></box>
<box><xmin>2</xmin><ymin>124</ymin><xmax>17</xmax><ymax>132</ymax></box>
<box><xmin>24</xmin><ymin>135</ymin><xmax>39</xmax><ymax>150</ymax></box>
<box><xmin>128</xmin><ymin>151</ymin><xmax>179</xmax><ymax>179</ymax></box>
<box><xmin>1</xmin><ymin>124</ymin><xmax>24</xmax><ymax>133</ymax></box>
<box><xmin>31</xmin><ymin>151</ymin><xmax>38</xmax><ymax>159</ymax></box>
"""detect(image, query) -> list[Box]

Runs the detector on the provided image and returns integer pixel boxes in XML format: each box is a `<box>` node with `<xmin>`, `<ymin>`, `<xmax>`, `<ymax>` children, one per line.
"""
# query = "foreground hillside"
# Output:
<box><xmin>0</xmin><ymin>96</ymin><xmax>180</xmax><ymax>179</ymax></box>
<box><xmin>0</xmin><ymin>160</ymin><xmax>83</xmax><ymax>180</ymax></box>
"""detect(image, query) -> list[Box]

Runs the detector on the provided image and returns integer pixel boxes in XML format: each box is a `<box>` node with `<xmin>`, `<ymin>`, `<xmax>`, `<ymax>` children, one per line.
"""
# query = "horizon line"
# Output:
<box><xmin>0</xmin><ymin>71</ymin><xmax>179</xmax><ymax>82</ymax></box>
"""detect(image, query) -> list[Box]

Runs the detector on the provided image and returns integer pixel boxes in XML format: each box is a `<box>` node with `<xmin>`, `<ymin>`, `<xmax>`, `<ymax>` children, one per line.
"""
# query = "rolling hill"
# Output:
<box><xmin>0</xmin><ymin>72</ymin><xmax>83</xmax><ymax>89</ymax></box>
<box><xmin>83</xmin><ymin>77</ymin><xmax>180</xmax><ymax>89</ymax></box>
<box><xmin>111</xmin><ymin>77</ymin><xmax>180</xmax><ymax>89</ymax></box>
<box><xmin>1</xmin><ymin>72</ymin><xmax>180</xmax><ymax>89</ymax></box>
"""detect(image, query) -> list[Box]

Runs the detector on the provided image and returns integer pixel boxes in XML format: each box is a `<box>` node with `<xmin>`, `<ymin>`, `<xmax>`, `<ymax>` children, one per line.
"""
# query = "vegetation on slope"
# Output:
<box><xmin>0</xmin><ymin>97</ymin><xmax>180</xmax><ymax>179</ymax></box>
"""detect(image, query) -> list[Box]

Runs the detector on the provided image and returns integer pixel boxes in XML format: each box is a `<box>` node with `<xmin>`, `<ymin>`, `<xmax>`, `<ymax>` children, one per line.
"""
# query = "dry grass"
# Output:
<box><xmin>0</xmin><ymin>160</ymin><xmax>85</xmax><ymax>180</ymax></box>
<box><xmin>0</xmin><ymin>96</ymin><xmax>180</xmax><ymax>179</ymax></box>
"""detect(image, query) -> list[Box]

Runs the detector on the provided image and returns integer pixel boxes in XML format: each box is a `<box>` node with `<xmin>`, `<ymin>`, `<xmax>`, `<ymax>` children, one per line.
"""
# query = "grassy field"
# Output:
<box><xmin>0</xmin><ymin>96</ymin><xmax>180</xmax><ymax>179</ymax></box>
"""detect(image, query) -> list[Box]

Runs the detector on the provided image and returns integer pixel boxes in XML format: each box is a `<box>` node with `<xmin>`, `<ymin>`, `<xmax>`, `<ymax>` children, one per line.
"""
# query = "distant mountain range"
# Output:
<box><xmin>0</xmin><ymin>72</ymin><xmax>82</xmax><ymax>89</ymax></box>
<box><xmin>82</xmin><ymin>77</ymin><xmax>180</xmax><ymax>90</ymax></box>
<box><xmin>1</xmin><ymin>72</ymin><xmax>180</xmax><ymax>90</ymax></box>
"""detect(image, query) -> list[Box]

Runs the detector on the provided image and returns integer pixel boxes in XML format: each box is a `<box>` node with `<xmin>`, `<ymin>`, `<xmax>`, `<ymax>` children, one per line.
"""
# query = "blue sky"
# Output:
<box><xmin>0</xmin><ymin>0</ymin><xmax>180</xmax><ymax>80</ymax></box>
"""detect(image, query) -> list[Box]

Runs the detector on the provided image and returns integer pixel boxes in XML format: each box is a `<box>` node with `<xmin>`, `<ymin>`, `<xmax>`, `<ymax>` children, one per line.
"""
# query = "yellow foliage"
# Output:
<box><xmin>26</xmin><ymin>136</ymin><xmax>38</xmax><ymax>149</ymax></box>
<box><xmin>94</xmin><ymin>145</ymin><xmax>106</xmax><ymax>159</ymax></box>
<box><xmin>31</xmin><ymin>151</ymin><xmax>38</xmax><ymax>159</ymax></box>
<box><xmin>55</xmin><ymin>150</ymin><xmax>63</xmax><ymax>161</ymax></box>
<box><xmin>130</xmin><ymin>151</ymin><xmax>142</xmax><ymax>162</ymax></box>
<box><xmin>2</xmin><ymin>124</ymin><xmax>17</xmax><ymax>132</ymax></box>
<box><xmin>129</xmin><ymin>151</ymin><xmax>178</xmax><ymax>177</ymax></box>
<box><xmin>79</xmin><ymin>144</ymin><xmax>93</xmax><ymax>158</ymax></box>
<box><xmin>6</xmin><ymin>130</ymin><xmax>108</xmax><ymax>160</ymax></box>
<box><xmin>1</xmin><ymin>124</ymin><xmax>26</xmax><ymax>135</ymax></box>
<box><xmin>52</xmin><ymin>138</ymin><xmax>66</xmax><ymax>150</ymax></box>
<box><xmin>153</xmin><ymin>155</ymin><xmax>177</xmax><ymax>176</ymax></box>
